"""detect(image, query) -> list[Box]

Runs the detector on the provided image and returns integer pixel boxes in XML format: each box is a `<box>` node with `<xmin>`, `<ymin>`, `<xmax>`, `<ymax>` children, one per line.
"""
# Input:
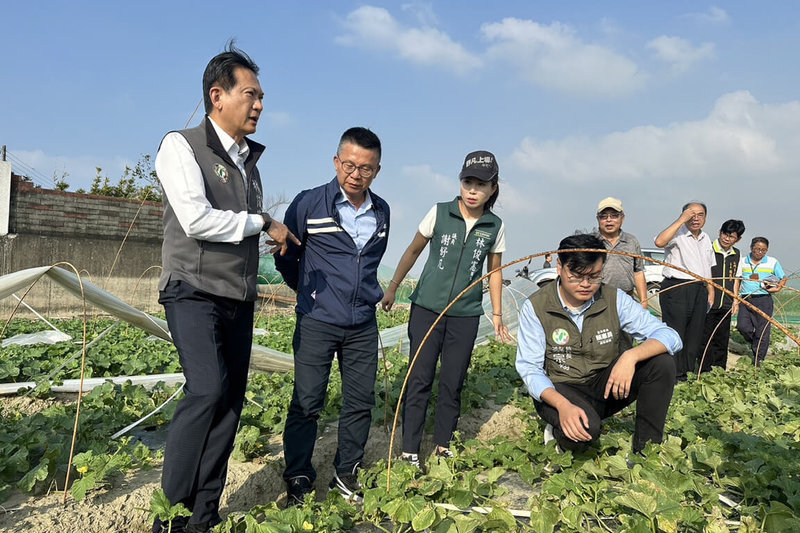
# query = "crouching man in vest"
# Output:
<box><xmin>515</xmin><ymin>234</ymin><xmax>682</xmax><ymax>454</ymax></box>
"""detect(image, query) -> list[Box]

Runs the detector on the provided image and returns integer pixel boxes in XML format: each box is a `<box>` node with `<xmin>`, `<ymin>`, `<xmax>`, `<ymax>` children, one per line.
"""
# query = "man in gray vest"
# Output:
<box><xmin>154</xmin><ymin>43</ymin><xmax>298</xmax><ymax>533</ymax></box>
<box><xmin>515</xmin><ymin>234</ymin><xmax>681</xmax><ymax>455</ymax></box>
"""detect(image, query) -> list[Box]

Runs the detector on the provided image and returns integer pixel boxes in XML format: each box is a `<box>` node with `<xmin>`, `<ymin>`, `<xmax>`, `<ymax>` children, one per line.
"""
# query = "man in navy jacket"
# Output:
<box><xmin>275</xmin><ymin>127</ymin><xmax>389</xmax><ymax>505</ymax></box>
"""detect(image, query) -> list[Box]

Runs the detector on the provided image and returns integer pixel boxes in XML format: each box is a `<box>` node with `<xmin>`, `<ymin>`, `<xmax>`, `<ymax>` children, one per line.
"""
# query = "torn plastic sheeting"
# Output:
<box><xmin>0</xmin><ymin>266</ymin><xmax>294</xmax><ymax>373</ymax></box>
<box><xmin>378</xmin><ymin>276</ymin><xmax>538</xmax><ymax>355</ymax></box>
<box><xmin>2</xmin><ymin>330</ymin><xmax>72</xmax><ymax>348</ymax></box>
<box><xmin>0</xmin><ymin>373</ymin><xmax>186</xmax><ymax>396</ymax></box>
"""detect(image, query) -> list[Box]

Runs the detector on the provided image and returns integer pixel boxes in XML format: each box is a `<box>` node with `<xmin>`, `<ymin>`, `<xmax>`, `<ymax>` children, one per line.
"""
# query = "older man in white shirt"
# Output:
<box><xmin>654</xmin><ymin>201</ymin><xmax>715</xmax><ymax>381</ymax></box>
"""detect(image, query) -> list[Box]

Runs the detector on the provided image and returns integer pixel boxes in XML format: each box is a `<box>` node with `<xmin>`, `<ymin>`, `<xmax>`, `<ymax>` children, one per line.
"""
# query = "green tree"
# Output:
<box><xmin>52</xmin><ymin>171</ymin><xmax>70</xmax><ymax>191</ymax></box>
<box><xmin>88</xmin><ymin>154</ymin><xmax>161</xmax><ymax>201</ymax></box>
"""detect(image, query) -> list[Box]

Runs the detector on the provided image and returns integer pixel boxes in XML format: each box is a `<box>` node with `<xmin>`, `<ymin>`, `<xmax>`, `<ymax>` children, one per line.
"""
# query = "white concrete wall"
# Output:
<box><xmin>0</xmin><ymin>161</ymin><xmax>10</xmax><ymax>236</ymax></box>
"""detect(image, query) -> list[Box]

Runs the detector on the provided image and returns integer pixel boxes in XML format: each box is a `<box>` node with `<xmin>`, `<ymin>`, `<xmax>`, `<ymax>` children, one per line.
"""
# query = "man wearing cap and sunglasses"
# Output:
<box><xmin>594</xmin><ymin>198</ymin><xmax>648</xmax><ymax>307</ymax></box>
<box><xmin>594</xmin><ymin>197</ymin><xmax>649</xmax><ymax>353</ymax></box>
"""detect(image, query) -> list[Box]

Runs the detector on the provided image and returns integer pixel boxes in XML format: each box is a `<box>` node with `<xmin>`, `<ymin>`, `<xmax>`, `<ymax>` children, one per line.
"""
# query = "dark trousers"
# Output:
<box><xmin>659</xmin><ymin>278</ymin><xmax>707</xmax><ymax>378</ymax></box>
<box><xmin>534</xmin><ymin>353</ymin><xmax>676</xmax><ymax>454</ymax></box>
<box><xmin>402</xmin><ymin>304</ymin><xmax>480</xmax><ymax>454</ymax></box>
<box><xmin>736</xmin><ymin>294</ymin><xmax>774</xmax><ymax>362</ymax></box>
<box><xmin>158</xmin><ymin>280</ymin><xmax>253</xmax><ymax>525</ymax></box>
<box><xmin>700</xmin><ymin>308</ymin><xmax>733</xmax><ymax>372</ymax></box>
<box><xmin>283</xmin><ymin>314</ymin><xmax>378</xmax><ymax>482</ymax></box>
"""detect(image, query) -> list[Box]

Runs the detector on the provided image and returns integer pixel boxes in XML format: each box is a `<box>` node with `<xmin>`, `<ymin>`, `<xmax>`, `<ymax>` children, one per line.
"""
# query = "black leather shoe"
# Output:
<box><xmin>286</xmin><ymin>475</ymin><xmax>314</xmax><ymax>507</ymax></box>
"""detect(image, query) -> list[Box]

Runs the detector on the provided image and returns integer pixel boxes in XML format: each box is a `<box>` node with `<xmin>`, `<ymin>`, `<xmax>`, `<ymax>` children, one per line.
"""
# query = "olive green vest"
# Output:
<box><xmin>529</xmin><ymin>280</ymin><xmax>621</xmax><ymax>384</ymax></box>
<box><xmin>411</xmin><ymin>198</ymin><xmax>502</xmax><ymax>316</ymax></box>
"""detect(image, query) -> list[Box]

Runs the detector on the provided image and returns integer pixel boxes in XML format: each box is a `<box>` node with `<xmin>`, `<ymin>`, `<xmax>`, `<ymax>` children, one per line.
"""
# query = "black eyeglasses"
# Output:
<box><xmin>339</xmin><ymin>160</ymin><xmax>376</xmax><ymax>178</ymax></box>
<box><xmin>597</xmin><ymin>212</ymin><xmax>622</xmax><ymax>220</ymax></box>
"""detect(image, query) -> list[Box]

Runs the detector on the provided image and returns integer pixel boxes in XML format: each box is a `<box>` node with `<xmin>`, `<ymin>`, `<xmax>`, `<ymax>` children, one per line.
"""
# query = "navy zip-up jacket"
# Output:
<box><xmin>275</xmin><ymin>177</ymin><xmax>390</xmax><ymax>327</ymax></box>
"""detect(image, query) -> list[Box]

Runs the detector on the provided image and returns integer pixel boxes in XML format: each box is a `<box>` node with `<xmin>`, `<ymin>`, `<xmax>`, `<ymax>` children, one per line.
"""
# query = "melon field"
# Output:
<box><xmin>1</xmin><ymin>308</ymin><xmax>800</xmax><ymax>532</ymax></box>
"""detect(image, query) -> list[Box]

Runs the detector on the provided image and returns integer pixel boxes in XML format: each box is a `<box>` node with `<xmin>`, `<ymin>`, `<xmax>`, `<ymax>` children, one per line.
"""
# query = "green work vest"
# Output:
<box><xmin>529</xmin><ymin>280</ymin><xmax>621</xmax><ymax>384</ymax></box>
<box><xmin>411</xmin><ymin>198</ymin><xmax>502</xmax><ymax>316</ymax></box>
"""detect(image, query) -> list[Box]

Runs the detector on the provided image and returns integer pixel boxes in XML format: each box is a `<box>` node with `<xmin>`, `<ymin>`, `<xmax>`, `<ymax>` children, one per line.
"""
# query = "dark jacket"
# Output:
<box><xmin>275</xmin><ymin>177</ymin><xmax>390</xmax><ymax>327</ymax></box>
<box><xmin>159</xmin><ymin>117</ymin><xmax>264</xmax><ymax>301</ymax></box>
<box><xmin>710</xmin><ymin>240</ymin><xmax>740</xmax><ymax>309</ymax></box>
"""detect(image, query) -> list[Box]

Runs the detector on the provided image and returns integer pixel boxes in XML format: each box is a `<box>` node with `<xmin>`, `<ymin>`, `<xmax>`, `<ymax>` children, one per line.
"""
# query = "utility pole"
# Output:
<box><xmin>1</xmin><ymin>145</ymin><xmax>6</xmax><ymax>161</ymax></box>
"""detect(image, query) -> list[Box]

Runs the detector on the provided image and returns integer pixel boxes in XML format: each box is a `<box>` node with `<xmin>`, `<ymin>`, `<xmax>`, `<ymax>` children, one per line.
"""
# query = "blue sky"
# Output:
<box><xmin>2</xmin><ymin>1</ymin><xmax>799</xmax><ymax>279</ymax></box>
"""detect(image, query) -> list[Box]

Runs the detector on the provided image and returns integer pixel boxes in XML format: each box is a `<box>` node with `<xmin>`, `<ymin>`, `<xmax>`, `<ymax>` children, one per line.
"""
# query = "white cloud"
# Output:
<box><xmin>335</xmin><ymin>6</ymin><xmax>481</xmax><ymax>74</ymax></box>
<box><xmin>480</xmin><ymin>18</ymin><xmax>646</xmax><ymax>98</ymax></box>
<box><xmin>496</xmin><ymin>92</ymin><xmax>800</xmax><ymax>265</ymax></box>
<box><xmin>511</xmin><ymin>91</ymin><xmax>800</xmax><ymax>184</ymax></box>
<box><xmin>263</xmin><ymin>111</ymin><xmax>293</xmax><ymax>127</ymax></box>
<box><xmin>401</xmin><ymin>2</ymin><xmax>438</xmax><ymax>26</ymax></box>
<box><xmin>683</xmin><ymin>6</ymin><xmax>730</xmax><ymax>25</ymax></box>
<box><xmin>647</xmin><ymin>35</ymin><xmax>715</xmax><ymax>73</ymax></box>
<box><xmin>402</xmin><ymin>163</ymin><xmax>453</xmax><ymax>194</ymax></box>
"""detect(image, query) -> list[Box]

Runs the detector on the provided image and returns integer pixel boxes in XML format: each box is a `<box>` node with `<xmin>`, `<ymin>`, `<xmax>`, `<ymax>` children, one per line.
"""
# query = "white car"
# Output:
<box><xmin>640</xmin><ymin>248</ymin><xmax>666</xmax><ymax>297</ymax></box>
<box><xmin>521</xmin><ymin>248</ymin><xmax>666</xmax><ymax>297</ymax></box>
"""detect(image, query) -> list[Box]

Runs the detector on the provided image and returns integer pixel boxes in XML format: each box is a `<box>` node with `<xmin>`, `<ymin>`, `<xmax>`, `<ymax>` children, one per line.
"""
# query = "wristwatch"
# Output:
<box><xmin>260</xmin><ymin>212</ymin><xmax>272</xmax><ymax>232</ymax></box>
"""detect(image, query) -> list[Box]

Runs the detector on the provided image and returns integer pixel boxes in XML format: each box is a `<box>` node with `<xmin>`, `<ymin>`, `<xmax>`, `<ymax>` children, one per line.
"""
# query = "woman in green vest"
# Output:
<box><xmin>381</xmin><ymin>150</ymin><xmax>512</xmax><ymax>466</ymax></box>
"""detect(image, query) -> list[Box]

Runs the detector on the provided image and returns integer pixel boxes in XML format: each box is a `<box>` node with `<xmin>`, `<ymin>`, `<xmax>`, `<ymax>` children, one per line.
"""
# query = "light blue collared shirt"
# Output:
<box><xmin>515</xmin><ymin>281</ymin><xmax>683</xmax><ymax>401</ymax></box>
<box><xmin>335</xmin><ymin>188</ymin><xmax>377</xmax><ymax>251</ymax></box>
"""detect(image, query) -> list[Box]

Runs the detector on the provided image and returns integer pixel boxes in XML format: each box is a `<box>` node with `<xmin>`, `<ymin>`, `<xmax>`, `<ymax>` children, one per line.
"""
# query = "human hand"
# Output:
<box><xmin>380</xmin><ymin>288</ymin><xmax>397</xmax><ymax>312</ymax></box>
<box><xmin>604</xmin><ymin>351</ymin><xmax>637</xmax><ymax>400</ymax></box>
<box><xmin>731</xmin><ymin>302</ymin><xmax>739</xmax><ymax>316</ymax></box>
<box><xmin>555</xmin><ymin>402</ymin><xmax>592</xmax><ymax>442</ymax></box>
<box><xmin>679</xmin><ymin>204</ymin><xmax>704</xmax><ymax>224</ymax></box>
<box><xmin>492</xmin><ymin>314</ymin><xmax>512</xmax><ymax>343</ymax></box>
<box><xmin>266</xmin><ymin>220</ymin><xmax>301</xmax><ymax>256</ymax></box>
<box><xmin>640</xmin><ymin>298</ymin><xmax>649</xmax><ymax>310</ymax></box>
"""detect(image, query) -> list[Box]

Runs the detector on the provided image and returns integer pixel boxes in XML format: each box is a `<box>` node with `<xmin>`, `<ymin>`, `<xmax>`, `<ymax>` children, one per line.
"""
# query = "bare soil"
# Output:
<box><xmin>0</xmin><ymin>400</ymin><xmax>526</xmax><ymax>533</ymax></box>
<box><xmin>0</xmin><ymin>348</ymin><xmax>748</xmax><ymax>533</ymax></box>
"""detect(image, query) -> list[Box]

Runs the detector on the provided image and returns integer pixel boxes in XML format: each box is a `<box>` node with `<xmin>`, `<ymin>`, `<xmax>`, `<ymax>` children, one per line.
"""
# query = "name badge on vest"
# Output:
<box><xmin>213</xmin><ymin>163</ymin><xmax>230</xmax><ymax>184</ymax></box>
<box><xmin>595</xmin><ymin>328</ymin><xmax>614</xmax><ymax>345</ymax></box>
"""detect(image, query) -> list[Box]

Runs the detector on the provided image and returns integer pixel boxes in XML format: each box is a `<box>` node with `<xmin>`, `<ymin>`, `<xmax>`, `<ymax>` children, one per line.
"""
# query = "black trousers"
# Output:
<box><xmin>736</xmin><ymin>294</ymin><xmax>774</xmax><ymax>362</ymax></box>
<box><xmin>659</xmin><ymin>278</ymin><xmax>707</xmax><ymax>378</ymax></box>
<box><xmin>402</xmin><ymin>304</ymin><xmax>480</xmax><ymax>454</ymax></box>
<box><xmin>282</xmin><ymin>314</ymin><xmax>378</xmax><ymax>482</ymax></box>
<box><xmin>159</xmin><ymin>280</ymin><xmax>253</xmax><ymax>526</ymax></box>
<box><xmin>534</xmin><ymin>353</ymin><xmax>676</xmax><ymax>454</ymax></box>
<box><xmin>700</xmin><ymin>308</ymin><xmax>733</xmax><ymax>372</ymax></box>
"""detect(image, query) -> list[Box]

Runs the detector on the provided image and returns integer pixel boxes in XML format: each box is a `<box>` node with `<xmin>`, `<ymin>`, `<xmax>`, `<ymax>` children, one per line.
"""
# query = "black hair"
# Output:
<box><xmin>720</xmin><ymin>219</ymin><xmax>745</xmax><ymax>237</ymax></box>
<box><xmin>485</xmin><ymin>177</ymin><xmax>500</xmax><ymax>210</ymax></box>
<box><xmin>681</xmin><ymin>201</ymin><xmax>707</xmax><ymax>215</ymax></box>
<box><xmin>337</xmin><ymin>127</ymin><xmax>382</xmax><ymax>160</ymax></box>
<box><xmin>751</xmin><ymin>236</ymin><xmax>769</xmax><ymax>248</ymax></box>
<box><xmin>202</xmin><ymin>40</ymin><xmax>259</xmax><ymax>114</ymax></box>
<box><xmin>556</xmin><ymin>234</ymin><xmax>607</xmax><ymax>274</ymax></box>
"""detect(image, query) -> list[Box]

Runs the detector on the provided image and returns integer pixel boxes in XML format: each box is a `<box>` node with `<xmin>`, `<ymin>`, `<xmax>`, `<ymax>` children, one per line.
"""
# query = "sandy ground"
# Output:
<box><xmin>0</xmin><ymin>396</ymin><xmax>525</xmax><ymax>533</ymax></box>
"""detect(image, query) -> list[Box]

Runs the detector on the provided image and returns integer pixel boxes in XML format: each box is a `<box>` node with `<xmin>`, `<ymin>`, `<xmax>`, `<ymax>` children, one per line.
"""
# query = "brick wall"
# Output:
<box><xmin>1</xmin><ymin>175</ymin><xmax>164</xmax><ymax>317</ymax></box>
<box><xmin>9</xmin><ymin>177</ymin><xmax>162</xmax><ymax>242</ymax></box>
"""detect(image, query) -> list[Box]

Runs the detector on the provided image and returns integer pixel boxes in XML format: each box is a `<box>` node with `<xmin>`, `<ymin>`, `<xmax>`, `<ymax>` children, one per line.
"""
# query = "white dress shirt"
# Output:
<box><xmin>155</xmin><ymin>117</ymin><xmax>264</xmax><ymax>243</ymax></box>
<box><xmin>659</xmin><ymin>225</ymin><xmax>715</xmax><ymax>280</ymax></box>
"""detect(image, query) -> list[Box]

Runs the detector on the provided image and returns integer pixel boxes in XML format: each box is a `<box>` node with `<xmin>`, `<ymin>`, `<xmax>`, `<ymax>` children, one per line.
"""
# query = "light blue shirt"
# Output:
<box><xmin>335</xmin><ymin>188</ymin><xmax>376</xmax><ymax>252</ymax></box>
<box><xmin>739</xmin><ymin>254</ymin><xmax>785</xmax><ymax>296</ymax></box>
<box><xmin>515</xmin><ymin>282</ymin><xmax>683</xmax><ymax>401</ymax></box>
